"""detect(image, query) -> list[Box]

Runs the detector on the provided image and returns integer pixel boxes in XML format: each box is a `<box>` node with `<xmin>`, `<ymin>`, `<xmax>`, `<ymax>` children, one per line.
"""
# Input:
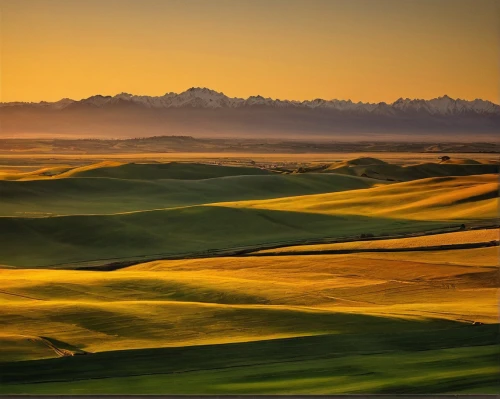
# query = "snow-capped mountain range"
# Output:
<box><xmin>2</xmin><ymin>87</ymin><xmax>498</xmax><ymax>140</ymax></box>
<box><xmin>2</xmin><ymin>87</ymin><xmax>499</xmax><ymax>116</ymax></box>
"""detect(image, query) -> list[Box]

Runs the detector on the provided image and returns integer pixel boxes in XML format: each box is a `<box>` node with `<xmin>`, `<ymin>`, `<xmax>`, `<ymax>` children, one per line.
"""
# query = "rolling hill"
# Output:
<box><xmin>255</xmin><ymin>229</ymin><xmax>499</xmax><ymax>255</ymax></box>
<box><xmin>0</xmin><ymin>165</ymin><xmax>496</xmax><ymax>267</ymax></box>
<box><xmin>0</xmin><ymin>155</ymin><xmax>498</xmax><ymax>394</ymax></box>
<box><xmin>1</xmin><ymin>246</ymin><xmax>497</xmax><ymax>355</ymax></box>
<box><xmin>315</xmin><ymin>158</ymin><xmax>499</xmax><ymax>181</ymax></box>
<box><xmin>60</xmin><ymin>161</ymin><xmax>272</xmax><ymax>180</ymax></box>
<box><xmin>0</xmin><ymin>170</ymin><xmax>382</xmax><ymax>216</ymax></box>
<box><xmin>0</xmin><ymin>207</ymin><xmax>446</xmax><ymax>267</ymax></box>
<box><xmin>0</xmin><ymin>161</ymin><xmax>272</xmax><ymax>181</ymax></box>
<box><xmin>0</xmin><ymin>244</ymin><xmax>498</xmax><ymax>393</ymax></box>
<box><xmin>215</xmin><ymin>174</ymin><xmax>499</xmax><ymax>220</ymax></box>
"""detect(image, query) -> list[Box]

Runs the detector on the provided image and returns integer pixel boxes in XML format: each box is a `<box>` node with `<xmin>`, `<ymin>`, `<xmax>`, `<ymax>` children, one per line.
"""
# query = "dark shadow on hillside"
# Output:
<box><xmin>0</xmin><ymin>323</ymin><xmax>496</xmax><ymax>386</ymax></box>
<box><xmin>0</xmin><ymin>206</ymin><xmax>454</xmax><ymax>267</ymax></box>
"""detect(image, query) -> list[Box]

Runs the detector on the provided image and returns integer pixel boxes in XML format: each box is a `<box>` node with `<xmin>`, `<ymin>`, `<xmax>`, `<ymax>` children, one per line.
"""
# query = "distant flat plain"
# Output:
<box><xmin>1</xmin><ymin>151</ymin><xmax>498</xmax><ymax>162</ymax></box>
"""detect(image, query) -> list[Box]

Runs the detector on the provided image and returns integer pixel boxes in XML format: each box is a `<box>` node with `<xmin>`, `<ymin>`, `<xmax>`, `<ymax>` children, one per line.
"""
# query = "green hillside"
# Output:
<box><xmin>63</xmin><ymin>161</ymin><xmax>272</xmax><ymax>180</ymax></box>
<box><xmin>218</xmin><ymin>174</ymin><xmax>498</xmax><ymax>221</ymax></box>
<box><xmin>323</xmin><ymin>159</ymin><xmax>498</xmax><ymax>181</ymax></box>
<box><xmin>0</xmin><ymin>206</ymin><xmax>445</xmax><ymax>267</ymax></box>
<box><xmin>1</xmin><ymin>325</ymin><xmax>498</xmax><ymax>394</ymax></box>
<box><xmin>0</xmin><ymin>173</ymin><xmax>382</xmax><ymax>216</ymax></box>
<box><xmin>0</xmin><ymin>156</ymin><xmax>498</xmax><ymax>395</ymax></box>
<box><xmin>1</xmin><ymin>173</ymin><xmax>496</xmax><ymax>268</ymax></box>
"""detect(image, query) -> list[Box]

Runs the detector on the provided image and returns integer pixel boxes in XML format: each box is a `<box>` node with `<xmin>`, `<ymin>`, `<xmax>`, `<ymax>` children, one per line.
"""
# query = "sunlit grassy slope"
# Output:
<box><xmin>0</xmin><ymin>161</ymin><xmax>272</xmax><ymax>181</ymax></box>
<box><xmin>0</xmin><ymin>165</ymin><xmax>73</xmax><ymax>181</ymax></box>
<box><xmin>344</xmin><ymin>247</ymin><xmax>499</xmax><ymax>267</ymax></box>
<box><xmin>63</xmin><ymin>161</ymin><xmax>275</xmax><ymax>180</ymax></box>
<box><xmin>0</xmin><ymin>246</ymin><xmax>498</xmax><ymax>393</ymax></box>
<box><xmin>321</xmin><ymin>158</ymin><xmax>498</xmax><ymax>181</ymax></box>
<box><xmin>0</xmin><ymin>174</ymin><xmax>496</xmax><ymax>267</ymax></box>
<box><xmin>0</xmin><ymin>158</ymin><xmax>498</xmax><ymax>394</ymax></box>
<box><xmin>256</xmin><ymin>228</ymin><xmax>499</xmax><ymax>254</ymax></box>
<box><xmin>217</xmin><ymin>174</ymin><xmax>498</xmax><ymax>220</ymax></box>
<box><xmin>1</xmin><ymin>247</ymin><xmax>497</xmax><ymax>354</ymax></box>
<box><xmin>1</xmin><ymin>328</ymin><xmax>498</xmax><ymax>394</ymax></box>
<box><xmin>0</xmin><ymin>335</ymin><xmax>60</xmax><ymax>363</ymax></box>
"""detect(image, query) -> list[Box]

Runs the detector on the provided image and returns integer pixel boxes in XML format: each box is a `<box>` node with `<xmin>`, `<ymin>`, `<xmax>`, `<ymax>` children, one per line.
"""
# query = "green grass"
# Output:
<box><xmin>0</xmin><ymin>206</ymin><xmax>447</xmax><ymax>267</ymax></box>
<box><xmin>0</xmin><ymin>324</ymin><xmax>498</xmax><ymax>394</ymax></box>
<box><xmin>217</xmin><ymin>174</ymin><xmax>498</xmax><ymax>221</ymax></box>
<box><xmin>0</xmin><ymin>172</ymin><xmax>381</xmax><ymax>216</ymax></box>
<box><xmin>1</xmin><ymin>158</ymin><xmax>498</xmax><ymax>394</ymax></box>
<box><xmin>325</xmin><ymin>160</ymin><xmax>498</xmax><ymax>182</ymax></box>
<box><xmin>64</xmin><ymin>161</ymin><xmax>273</xmax><ymax>180</ymax></box>
<box><xmin>0</xmin><ymin>161</ymin><xmax>272</xmax><ymax>181</ymax></box>
<box><xmin>1</xmin><ymin>164</ymin><xmax>496</xmax><ymax>268</ymax></box>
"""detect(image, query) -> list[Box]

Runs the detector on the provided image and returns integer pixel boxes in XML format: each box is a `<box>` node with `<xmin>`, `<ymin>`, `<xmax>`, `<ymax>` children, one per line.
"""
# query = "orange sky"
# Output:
<box><xmin>1</xmin><ymin>0</ymin><xmax>498</xmax><ymax>103</ymax></box>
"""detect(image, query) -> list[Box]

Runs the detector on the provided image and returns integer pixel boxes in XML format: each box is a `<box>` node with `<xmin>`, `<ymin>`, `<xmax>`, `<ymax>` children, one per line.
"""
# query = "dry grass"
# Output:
<box><xmin>257</xmin><ymin>229</ymin><xmax>499</xmax><ymax>254</ymax></box>
<box><xmin>1</xmin><ymin>247</ymin><xmax>497</xmax><ymax>359</ymax></box>
<box><xmin>350</xmin><ymin>247</ymin><xmax>499</xmax><ymax>267</ymax></box>
<box><xmin>0</xmin><ymin>335</ymin><xmax>59</xmax><ymax>362</ymax></box>
<box><xmin>215</xmin><ymin>174</ymin><xmax>499</xmax><ymax>221</ymax></box>
<box><xmin>0</xmin><ymin>166</ymin><xmax>74</xmax><ymax>181</ymax></box>
<box><xmin>0</xmin><ymin>156</ymin><xmax>498</xmax><ymax>372</ymax></box>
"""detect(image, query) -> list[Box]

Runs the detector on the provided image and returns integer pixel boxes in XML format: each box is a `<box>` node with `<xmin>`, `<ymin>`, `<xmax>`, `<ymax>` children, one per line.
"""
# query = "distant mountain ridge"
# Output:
<box><xmin>2</xmin><ymin>87</ymin><xmax>499</xmax><ymax>116</ymax></box>
<box><xmin>1</xmin><ymin>88</ymin><xmax>499</xmax><ymax>140</ymax></box>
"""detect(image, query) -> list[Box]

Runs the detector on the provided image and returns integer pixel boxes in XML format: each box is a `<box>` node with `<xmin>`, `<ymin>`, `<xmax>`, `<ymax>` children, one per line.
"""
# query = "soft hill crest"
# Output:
<box><xmin>318</xmin><ymin>158</ymin><xmax>498</xmax><ymax>181</ymax></box>
<box><xmin>1</xmin><ymin>161</ymin><xmax>273</xmax><ymax>181</ymax></box>
<box><xmin>62</xmin><ymin>162</ymin><xmax>272</xmax><ymax>180</ymax></box>
<box><xmin>0</xmin><ymin>173</ymin><xmax>382</xmax><ymax>216</ymax></box>
<box><xmin>440</xmin><ymin>158</ymin><xmax>482</xmax><ymax>165</ymax></box>
<box><xmin>333</xmin><ymin>157</ymin><xmax>388</xmax><ymax>167</ymax></box>
<box><xmin>216</xmin><ymin>174</ymin><xmax>499</xmax><ymax>221</ymax></box>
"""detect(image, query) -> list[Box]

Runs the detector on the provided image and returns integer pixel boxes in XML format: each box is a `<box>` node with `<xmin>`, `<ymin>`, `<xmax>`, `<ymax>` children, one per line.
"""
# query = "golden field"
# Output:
<box><xmin>0</xmin><ymin>155</ymin><xmax>498</xmax><ymax>394</ymax></box>
<box><xmin>257</xmin><ymin>229</ymin><xmax>499</xmax><ymax>253</ymax></box>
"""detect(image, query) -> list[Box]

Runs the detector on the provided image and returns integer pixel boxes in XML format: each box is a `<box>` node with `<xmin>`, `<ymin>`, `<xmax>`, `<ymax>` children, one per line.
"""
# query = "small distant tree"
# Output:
<box><xmin>439</xmin><ymin>155</ymin><xmax>451</xmax><ymax>163</ymax></box>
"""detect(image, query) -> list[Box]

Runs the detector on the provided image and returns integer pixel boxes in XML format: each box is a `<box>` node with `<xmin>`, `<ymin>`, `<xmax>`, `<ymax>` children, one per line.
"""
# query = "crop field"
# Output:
<box><xmin>256</xmin><ymin>229</ymin><xmax>499</xmax><ymax>254</ymax></box>
<box><xmin>0</xmin><ymin>155</ymin><xmax>498</xmax><ymax>394</ymax></box>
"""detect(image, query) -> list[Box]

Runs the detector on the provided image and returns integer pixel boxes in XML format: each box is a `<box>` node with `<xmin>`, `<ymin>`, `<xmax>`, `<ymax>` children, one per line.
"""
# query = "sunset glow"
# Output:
<box><xmin>1</xmin><ymin>0</ymin><xmax>498</xmax><ymax>103</ymax></box>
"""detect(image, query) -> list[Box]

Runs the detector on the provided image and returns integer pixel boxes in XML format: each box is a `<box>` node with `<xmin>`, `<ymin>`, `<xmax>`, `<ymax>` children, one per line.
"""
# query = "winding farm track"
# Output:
<box><xmin>0</xmin><ymin>289</ymin><xmax>45</xmax><ymax>301</ymax></box>
<box><xmin>16</xmin><ymin>335</ymin><xmax>85</xmax><ymax>358</ymax></box>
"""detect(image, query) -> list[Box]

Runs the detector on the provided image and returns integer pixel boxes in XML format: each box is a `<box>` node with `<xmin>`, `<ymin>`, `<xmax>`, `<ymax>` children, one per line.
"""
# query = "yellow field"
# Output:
<box><xmin>215</xmin><ymin>174</ymin><xmax>498</xmax><ymax>221</ymax></box>
<box><xmin>2</xmin><ymin>151</ymin><xmax>497</xmax><ymax>162</ymax></box>
<box><xmin>0</xmin><ymin>155</ymin><xmax>498</xmax><ymax>394</ymax></box>
<box><xmin>1</xmin><ymin>246</ymin><xmax>497</xmax><ymax>362</ymax></box>
<box><xmin>257</xmin><ymin>229</ymin><xmax>499</xmax><ymax>254</ymax></box>
<box><xmin>346</xmin><ymin>247</ymin><xmax>499</xmax><ymax>267</ymax></box>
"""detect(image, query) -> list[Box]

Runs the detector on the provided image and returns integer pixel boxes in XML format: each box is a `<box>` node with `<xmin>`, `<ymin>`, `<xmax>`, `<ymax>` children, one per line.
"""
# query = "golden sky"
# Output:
<box><xmin>1</xmin><ymin>0</ymin><xmax>498</xmax><ymax>103</ymax></box>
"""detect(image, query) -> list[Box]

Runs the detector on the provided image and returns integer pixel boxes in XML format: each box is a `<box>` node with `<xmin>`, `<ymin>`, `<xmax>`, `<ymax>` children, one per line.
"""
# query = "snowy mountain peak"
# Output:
<box><xmin>114</xmin><ymin>92</ymin><xmax>134</xmax><ymax>99</ymax></box>
<box><xmin>185</xmin><ymin>87</ymin><xmax>222</xmax><ymax>94</ymax></box>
